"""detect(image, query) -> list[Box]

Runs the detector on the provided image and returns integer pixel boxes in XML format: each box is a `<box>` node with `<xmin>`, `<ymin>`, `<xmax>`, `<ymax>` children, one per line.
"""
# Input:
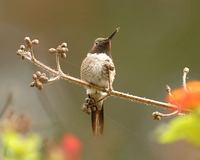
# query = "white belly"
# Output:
<box><xmin>81</xmin><ymin>53</ymin><xmax>116</xmax><ymax>92</ymax></box>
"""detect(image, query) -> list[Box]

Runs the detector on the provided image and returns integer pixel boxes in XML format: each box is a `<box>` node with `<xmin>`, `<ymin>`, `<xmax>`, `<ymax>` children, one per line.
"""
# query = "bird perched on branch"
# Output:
<box><xmin>80</xmin><ymin>27</ymin><xmax>119</xmax><ymax>136</ymax></box>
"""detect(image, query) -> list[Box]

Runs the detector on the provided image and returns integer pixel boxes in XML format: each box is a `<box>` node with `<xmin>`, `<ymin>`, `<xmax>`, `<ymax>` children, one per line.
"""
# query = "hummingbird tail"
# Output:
<box><xmin>91</xmin><ymin>105</ymin><xmax>104</xmax><ymax>136</ymax></box>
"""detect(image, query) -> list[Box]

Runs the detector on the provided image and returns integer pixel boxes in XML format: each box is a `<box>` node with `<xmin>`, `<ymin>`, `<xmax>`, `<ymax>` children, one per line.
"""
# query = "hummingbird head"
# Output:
<box><xmin>89</xmin><ymin>27</ymin><xmax>120</xmax><ymax>57</ymax></box>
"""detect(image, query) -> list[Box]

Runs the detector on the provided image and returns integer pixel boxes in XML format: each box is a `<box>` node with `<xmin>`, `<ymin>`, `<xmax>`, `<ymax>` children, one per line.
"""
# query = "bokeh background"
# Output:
<box><xmin>0</xmin><ymin>0</ymin><xmax>200</xmax><ymax>159</ymax></box>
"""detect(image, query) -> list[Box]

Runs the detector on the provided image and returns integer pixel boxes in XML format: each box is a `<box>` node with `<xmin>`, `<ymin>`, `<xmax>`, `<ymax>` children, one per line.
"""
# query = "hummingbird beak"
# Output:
<box><xmin>107</xmin><ymin>27</ymin><xmax>120</xmax><ymax>40</ymax></box>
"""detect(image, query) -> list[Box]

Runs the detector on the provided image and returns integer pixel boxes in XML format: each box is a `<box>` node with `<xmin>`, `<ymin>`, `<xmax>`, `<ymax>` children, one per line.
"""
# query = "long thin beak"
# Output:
<box><xmin>107</xmin><ymin>27</ymin><xmax>120</xmax><ymax>40</ymax></box>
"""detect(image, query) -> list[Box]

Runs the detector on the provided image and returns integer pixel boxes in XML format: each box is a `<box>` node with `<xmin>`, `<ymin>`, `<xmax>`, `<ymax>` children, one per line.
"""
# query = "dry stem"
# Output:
<box><xmin>17</xmin><ymin>37</ymin><xmax>188</xmax><ymax>116</ymax></box>
<box><xmin>183</xmin><ymin>67</ymin><xmax>189</xmax><ymax>91</ymax></box>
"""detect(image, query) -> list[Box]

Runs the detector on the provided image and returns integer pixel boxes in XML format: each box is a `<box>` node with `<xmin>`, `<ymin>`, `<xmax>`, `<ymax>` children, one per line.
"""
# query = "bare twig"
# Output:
<box><xmin>152</xmin><ymin>110</ymin><xmax>178</xmax><ymax>120</ymax></box>
<box><xmin>152</xmin><ymin>85</ymin><xmax>178</xmax><ymax>120</ymax></box>
<box><xmin>16</xmin><ymin>37</ymin><xmax>188</xmax><ymax>114</ymax></box>
<box><xmin>166</xmin><ymin>85</ymin><xmax>172</xmax><ymax>97</ymax></box>
<box><xmin>183</xmin><ymin>67</ymin><xmax>189</xmax><ymax>91</ymax></box>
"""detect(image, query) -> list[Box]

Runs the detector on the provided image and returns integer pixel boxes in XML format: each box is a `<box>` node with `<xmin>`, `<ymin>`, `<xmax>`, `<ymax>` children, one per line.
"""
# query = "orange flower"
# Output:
<box><xmin>167</xmin><ymin>81</ymin><xmax>200</xmax><ymax>110</ymax></box>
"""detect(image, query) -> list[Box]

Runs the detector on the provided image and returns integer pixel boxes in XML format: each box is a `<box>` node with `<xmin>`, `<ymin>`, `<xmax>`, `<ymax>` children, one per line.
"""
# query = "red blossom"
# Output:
<box><xmin>61</xmin><ymin>134</ymin><xmax>82</xmax><ymax>160</ymax></box>
<box><xmin>167</xmin><ymin>81</ymin><xmax>200</xmax><ymax>110</ymax></box>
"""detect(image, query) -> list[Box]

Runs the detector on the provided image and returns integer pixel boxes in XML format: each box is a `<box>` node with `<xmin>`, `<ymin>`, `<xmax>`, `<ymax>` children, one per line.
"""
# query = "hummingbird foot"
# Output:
<box><xmin>81</xmin><ymin>104</ymin><xmax>91</xmax><ymax>114</ymax></box>
<box><xmin>81</xmin><ymin>97</ymin><xmax>97</xmax><ymax>114</ymax></box>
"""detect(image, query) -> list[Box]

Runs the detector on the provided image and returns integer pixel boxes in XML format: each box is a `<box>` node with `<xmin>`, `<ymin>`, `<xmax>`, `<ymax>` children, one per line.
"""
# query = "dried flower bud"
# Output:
<box><xmin>20</xmin><ymin>45</ymin><xmax>25</xmax><ymax>50</ymax></box>
<box><xmin>61</xmin><ymin>42</ymin><xmax>67</xmax><ymax>48</ymax></box>
<box><xmin>17</xmin><ymin>49</ymin><xmax>23</xmax><ymax>55</ymax></box>
<box><xmin>32</xmin><ymin>74</ymin><xmax>37</xmax><ymax>80</ymax></box>
<box><xmin>32</xmin><ymin>39</ymin><xmax>39</xmax><ymax>45</ymax></box>
<box><xmin>39</xmin><ymin>76</ymin><xmax>48</xmax><ymax>83</ymax></box>
<box><xmin>36</xmin><ymin>71</ymin><xmax>42</xmax><ymax>77</ymax></box>
<box><xmin>26</xmin><ymin>51</ymin><xmax>31</xmax><ymax>57</ymax></box>
<box><xmin>61</xmin><ymin>47</ymin><xmax>68</xmax><ymax>53</ymax></box>
<box><xmin>61</xmin><ymin>53</ymin><xmax>67</xmax><ymax>59</ymax></box>
<box><xmin>30</xmin><ymin>82</ymin><xmax>35</xmax><ymax>87</ymax></box>
<box><xmin>56</xmin><ymin>46</ymin><xmax>64</xmax><ymax>54</ymax></box>
<box><xmin>35</xmin><ymin>80</ymin><xmax>43</xmax><ymax>90</ymax></box>
<box><xmin>24</xmin><ymin>37</ymin><xmax>32</xmax><ymax>48</ymax></box>
<box><xmin>24</xmin><ymin>37</ymin><xmax>31</xmax><ymax>42</ymax></box>
<box><xmin>41</xmin><ymin>73</ymin><xmax>47</xmax><ymax>77</ymax></box>
<box><xmin>152</xmin><ymin>112</ymin><xmax>161</xmax><ymax>120</ymax></box>
<box><xmin>49</xmin><ymin>48</ymin><xmax>57</xmax><ymax>54</ymax></box>
<box><xmin>183</xmin><ymin>67</ymin><xmax>189</xmax><ymax>73</ymax></box>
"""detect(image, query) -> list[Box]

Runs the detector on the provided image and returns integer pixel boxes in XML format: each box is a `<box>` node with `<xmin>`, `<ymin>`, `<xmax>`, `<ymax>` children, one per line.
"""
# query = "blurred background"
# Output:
<box><xmin>0</xmin><ymin>0</ymin><xmax>200</xmax><ymax>159</ymax></box>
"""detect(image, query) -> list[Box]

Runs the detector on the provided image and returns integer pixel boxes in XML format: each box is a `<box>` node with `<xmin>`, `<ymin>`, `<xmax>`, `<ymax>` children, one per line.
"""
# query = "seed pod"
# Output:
<box><xmin>49</xmin><ymin>48</ymin><xmax>57</xmax><ymax>54</ymax></box>
<box><xmin>61</xmin><ymin>42</ymin><xmax>67</xmax><ymax>48</ymax></box>
<box><xmin>30</xmin><ymin>82</ymin><xmax>35</xmax><ymax>87</ymax></box>
<box><xmin>20</xmin><ymin>45</ymin><xmax>25</xmax><ymax>50</ymax></box>
<box><xmin>40</xmin><ymin>76</ymin><xmax>48</xmax><ymax>83</ymax></box>
<box><xmin>183</xmin><ymin>67</ymin><xmax>189</xmax><ymax>73</ymax></box>
<box><xmin>61</xmin><ymin>47</ymin><xmax>68</xmax><ymax>53</ymax></box>
<box><xmin>36</xmin><ymin>71</ymin><xmax>42</xmax><ymax>77</ymax></box>
<box><xmin>17</xmin><ymin>49</ymin><xmax>23</xmax><ymax>55</ymax></box>
<box><xmin>41</xmin><ymin>73</ymin><xmax>47</xmax><ymax>77</ymax></box>
<box><xmin>26</xmin><ymin>51</ymin><xmax>31</xmax><ymax>57</ymax></box>
<box><xmin>24</xmin><ymin>37</ymin><xmax>32</xmax><ymax>48</ymax></box>
<box><xmin>32</xmin><ymin>74</ymin><xmax>37</xmax><ymax>80</ymax></box>
<box><xmin>35</xmin><ymin>80</ymin><xmax>43</xmax><ymax>90</ymax></box>
<box><xmin>56</xmin><ymin>46</ymin><xmax>64</xmax><ymax>54</ymax></box>
<box><xmin>152</xmin><ymin>112</ymin><xmax>161</xmax><ymax>120</ymax></box>
<box><xmin>32</xmin><ymin>39</ymin><xmax>39</xmax><ymax>45</ymax></box>
<box><xmin>61</xmin><ymin>53</ymin><xmax>67</xmax><ymax>59</ymax></box>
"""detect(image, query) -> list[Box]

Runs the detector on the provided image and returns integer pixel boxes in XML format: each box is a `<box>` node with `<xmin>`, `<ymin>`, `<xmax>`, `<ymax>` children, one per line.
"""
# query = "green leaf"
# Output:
<box><xmin>156</xmin><ymin>110</ymin><xmax>200</xmax><ymax>146</ymax></box>
<box><xmin>0</xmin><ymin>129</ymin><xmax>42</xmax><ymax>160</ymax></box>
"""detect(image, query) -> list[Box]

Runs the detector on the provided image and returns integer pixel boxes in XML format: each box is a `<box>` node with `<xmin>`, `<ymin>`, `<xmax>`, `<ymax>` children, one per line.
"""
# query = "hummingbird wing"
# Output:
<box><xmin>91</xmin><ymin>105</ymin><xmax>104</xmax><ymax>136</ymax></box>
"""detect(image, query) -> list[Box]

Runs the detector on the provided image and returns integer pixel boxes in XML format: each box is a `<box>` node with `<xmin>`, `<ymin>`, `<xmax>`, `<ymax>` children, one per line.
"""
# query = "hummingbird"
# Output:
<box><xmin>80</xmin><ymin>28</ymin><xmax>119</xmax><ymax>136</ymax></box>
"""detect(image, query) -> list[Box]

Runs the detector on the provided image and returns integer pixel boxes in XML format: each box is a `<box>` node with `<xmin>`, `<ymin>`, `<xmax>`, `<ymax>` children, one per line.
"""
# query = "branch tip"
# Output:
<box><xmin>166</xmin><ymin>85</ymin><xmax>172</xmax><ymax>96</ymax></box>
<box><xmin>183</xmin><ymin>67</ymin><xmax>190</xmax><ymax>73</ymax></box>
<box><xmin>152</xmin><ymin>110</ymin><xmax>179</xmax><ymax>120</ymax></box>
<box><xmin>183</xmin><ymin>67</ymin><xmax>190</xmax><ymax>91</ymax></box>
<box><xmin>32</xmin><ymin>39</ymin><xmax>39</xmax><ymax>45</ymax></box>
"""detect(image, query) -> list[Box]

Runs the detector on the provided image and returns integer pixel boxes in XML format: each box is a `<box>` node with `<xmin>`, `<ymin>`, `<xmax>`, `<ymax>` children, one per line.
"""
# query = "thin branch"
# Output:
<box><xmin>152</xmin><ymin>110</ymin><xmax>179</xmax><ymax>120</ymax></box>
<box><xmin>166</xmin><ymin>85</ymin><xmax>172</xmax><ymax>97</ymax></box>
<box><xmin>17</xmin><ymin>37</ymin><xmax>189</xmax><ymax>114</ymax></box>
<box><xmin>48</xmin><ymin>76</ymin><xmax>60</xmax><ymax>83</ymax></box>
<box><xmin>22</xmin><ymin>52</ymin><xmax>179</xmax><ymax>109</ymax></box>
<box><xmin>55</xmin><ymin>54</ymin><xmax>62</xmax><ymax>73</ymax></box>
<box><xmin>152</xmin><ymin>85</ymin><xmax>183</xmax><ymax>120</ymax></box>
<box><xmin>183</xmin><ymin>67</ymin><xmax>189</xmax><ymax>91</ymax></box>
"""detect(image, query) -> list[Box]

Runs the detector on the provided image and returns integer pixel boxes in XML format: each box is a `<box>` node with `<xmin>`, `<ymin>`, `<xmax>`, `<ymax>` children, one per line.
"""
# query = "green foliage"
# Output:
<box><xmin>0</xmin><ymin>129</ymin><xmax>42</xmax><ymax>160</ymax></box>
<box><xmin>157</xmin><ymin>109</ymin><xmax>200</xmax><ymax>146</ymax></box>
